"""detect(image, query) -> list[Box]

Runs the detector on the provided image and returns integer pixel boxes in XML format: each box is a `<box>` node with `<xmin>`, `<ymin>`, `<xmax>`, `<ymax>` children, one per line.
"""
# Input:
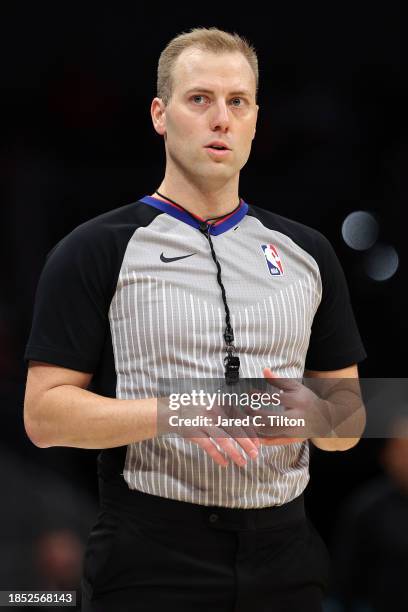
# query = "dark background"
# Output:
<box><xmin>1</xmin><ymin>3</ymin><xmax>406</xmax><ymax>605</ymax></box>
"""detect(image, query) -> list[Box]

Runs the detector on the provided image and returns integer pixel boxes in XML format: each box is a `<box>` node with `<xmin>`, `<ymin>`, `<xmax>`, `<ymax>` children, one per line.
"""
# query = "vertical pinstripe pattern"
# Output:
<box><xmin>109</xmin><ymin>215</ymin><xmax>321</xmax><ymax>508</ymax></box>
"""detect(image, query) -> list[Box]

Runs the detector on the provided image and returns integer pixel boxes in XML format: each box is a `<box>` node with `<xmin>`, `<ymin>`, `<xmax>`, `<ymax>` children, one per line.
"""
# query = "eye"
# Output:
<box><xmin>191</xmin><ymin>95</ymin><xmax>208</xmax><ymax>104</ymax></box>
<box><xmin>230</xmin><ymin>98</ymin><xmax>243</xmax><ymax>106</ymax></box>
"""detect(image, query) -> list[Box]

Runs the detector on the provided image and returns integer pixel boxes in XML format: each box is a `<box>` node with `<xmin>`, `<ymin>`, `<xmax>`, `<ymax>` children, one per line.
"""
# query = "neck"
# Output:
<box><xmin>151</xmin><ymin>178</ymin><xmax>241</xmax><ymax>219</ymax></box>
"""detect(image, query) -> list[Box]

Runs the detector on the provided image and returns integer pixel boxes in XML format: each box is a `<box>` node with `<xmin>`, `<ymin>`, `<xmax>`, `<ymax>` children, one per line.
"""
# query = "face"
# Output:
<box><xmin>151</xmin><ymin>48</ymin><xmax>259</xmax><ymax>188</ymax></box>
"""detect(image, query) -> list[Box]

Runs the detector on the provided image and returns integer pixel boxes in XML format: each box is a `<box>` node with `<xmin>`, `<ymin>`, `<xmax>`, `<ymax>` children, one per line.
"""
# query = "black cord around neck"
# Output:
<box><xmin>155</xmin><ymin>190</ymin><xmax>240</xmax><ymax>384</ymax></box>
<box><xmin>155</xmin><ymin>191</ymin><xmax>241</xmax><ymax>224</ymax></box>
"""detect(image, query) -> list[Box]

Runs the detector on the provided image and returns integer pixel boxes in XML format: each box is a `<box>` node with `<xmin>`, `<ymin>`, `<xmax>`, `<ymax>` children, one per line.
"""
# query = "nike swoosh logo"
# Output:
<box><xmin>160</xmin><ymin>252</ymin><xmax>197</xmax><ymax>263</ymax></box>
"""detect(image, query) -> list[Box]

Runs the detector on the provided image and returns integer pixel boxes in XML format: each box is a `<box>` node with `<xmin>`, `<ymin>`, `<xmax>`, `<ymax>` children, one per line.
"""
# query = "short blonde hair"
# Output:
<box><xmin>157</xmin><ymin>27</ymin><xmax>259</xmax><ymax>105</ymax></box>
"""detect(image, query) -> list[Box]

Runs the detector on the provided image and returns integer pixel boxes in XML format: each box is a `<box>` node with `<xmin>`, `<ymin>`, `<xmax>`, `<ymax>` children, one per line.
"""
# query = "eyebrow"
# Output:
<box><xmin>185</xmin><ymin>87</ymin><xmax>252</xmax><ymax>97</ymax></box>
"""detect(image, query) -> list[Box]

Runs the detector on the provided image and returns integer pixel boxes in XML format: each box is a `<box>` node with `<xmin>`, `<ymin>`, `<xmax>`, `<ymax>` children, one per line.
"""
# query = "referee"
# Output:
<box><xmin>24</xmin><ymin>27</ymin><xmax>366</xmax><ymax>612</ymax></box>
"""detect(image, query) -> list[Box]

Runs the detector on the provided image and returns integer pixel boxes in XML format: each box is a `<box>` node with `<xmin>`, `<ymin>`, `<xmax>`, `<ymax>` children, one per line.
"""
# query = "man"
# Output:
<box><xmin>24</xmin><ymin>27</ymin><xmax>366</xmax><ymax>612</ymax></box>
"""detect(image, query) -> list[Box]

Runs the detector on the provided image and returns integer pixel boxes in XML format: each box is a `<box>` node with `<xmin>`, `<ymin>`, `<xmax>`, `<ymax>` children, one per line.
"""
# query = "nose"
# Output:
<box><xmin>209</xmin><ymin>100</ymin><xmax>230</xmax><ymax>132</ymax></box>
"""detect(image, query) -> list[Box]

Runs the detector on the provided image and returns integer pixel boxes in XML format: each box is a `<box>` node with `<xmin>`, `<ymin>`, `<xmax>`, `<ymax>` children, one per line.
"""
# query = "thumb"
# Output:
<box><xmin>263</xmin><ymin>367</ymin><xmax>299</xmax><ymax>392</ymax></box>
<box><xmin>263</xmin><ymin>367</ymin><xmax>278</xmax><ymax>378</ymax></box>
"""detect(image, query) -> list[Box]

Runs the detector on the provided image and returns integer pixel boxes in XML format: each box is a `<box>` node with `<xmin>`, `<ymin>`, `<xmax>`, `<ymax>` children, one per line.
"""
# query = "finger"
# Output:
<box><xmin>234</xmin><ymin>434</ymin><xmax>259</xmax><ymax>458</ymax></box>
<box><xmin>263</xmin><ymin>367</ymin><xmax>278</xmax><ymax>378</ymax></box>
<box><xmin>238</xmin><ymin>420</ymin><xmax>261</xmax><ymax>446</ymax></box>
<box><xmin>231</xmin><ymin>425</ymin><xmax>259</xmax><ymax>456</ymax></box>
<box><xmin>215</xmin><ymin>437</ymin><xmax>250</xmax><ymax>467</ymax></box>
<box><xmin>191</xmin><ymin>436</ymin><xmax>229</xmax><ymax>467</ymax></box>
<box><xmin>211</xmin><ymin>417</ymin><xmax>260</xmax><ymax>456</ymax></box>
<box><xmin>263</xmin><ymin>367</ymin><xmax>300</xmax><ymax>392</ymax></box>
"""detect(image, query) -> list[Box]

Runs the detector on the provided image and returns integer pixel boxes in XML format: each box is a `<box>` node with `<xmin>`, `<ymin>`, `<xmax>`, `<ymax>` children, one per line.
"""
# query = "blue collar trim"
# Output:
<box><xmin>139</xmin><ymin>195</ymin><xmax>248</xmax><ymax>235</ymax></box>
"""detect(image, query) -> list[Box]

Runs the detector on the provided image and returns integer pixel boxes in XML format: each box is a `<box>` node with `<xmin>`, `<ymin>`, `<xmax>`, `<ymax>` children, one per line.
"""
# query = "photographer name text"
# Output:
<box><xmin>168</xmin><ymin>415</ymin><xmax>306</xmax><ymax>428</ymax></box>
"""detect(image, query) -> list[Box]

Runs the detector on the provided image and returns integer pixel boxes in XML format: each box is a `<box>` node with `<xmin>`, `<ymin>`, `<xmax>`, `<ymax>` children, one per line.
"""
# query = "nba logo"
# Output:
<box><xmin>261</xmin><ymin>244</ymin><xmax>284</xmax><ymax>276</ymax></box>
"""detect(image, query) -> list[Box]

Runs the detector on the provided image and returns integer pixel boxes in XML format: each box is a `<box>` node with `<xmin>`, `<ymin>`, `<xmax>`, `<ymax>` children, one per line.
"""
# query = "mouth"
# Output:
<box><xmin>205</xmin><ymin>142</ymin><xmax>231</xmax><ymax>150</ymax></box>
<box><xmin>204</xmin><ymin>145</ymin><xmax>231</xmax><ymax>158</ymax></box>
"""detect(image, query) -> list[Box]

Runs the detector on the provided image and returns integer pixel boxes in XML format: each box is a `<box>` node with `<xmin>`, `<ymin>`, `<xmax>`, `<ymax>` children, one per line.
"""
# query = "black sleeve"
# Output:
<box><xmin>305</xmin><ymin>234</ymin><xmax>367</xmax><ymax>371</ymax></box>
<box><xmin>24</xmin><ymin>222</ymin><xmax>118</xmax><ymax>373</ymax></box>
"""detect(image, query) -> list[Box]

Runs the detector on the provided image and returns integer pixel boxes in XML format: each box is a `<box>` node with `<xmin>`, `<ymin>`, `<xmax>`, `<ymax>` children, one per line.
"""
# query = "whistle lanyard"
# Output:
<box><xmin>155</xmin><ymin>191</ymin><xmax>241</xmax><ymax>384</ymax></box>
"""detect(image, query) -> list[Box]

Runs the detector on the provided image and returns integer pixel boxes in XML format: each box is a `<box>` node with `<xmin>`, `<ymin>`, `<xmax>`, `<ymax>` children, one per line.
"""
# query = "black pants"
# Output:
<box><xmin>81</xmin><ymin>477</ymin><xmax>330</xmax><ymax>612</ymax></box>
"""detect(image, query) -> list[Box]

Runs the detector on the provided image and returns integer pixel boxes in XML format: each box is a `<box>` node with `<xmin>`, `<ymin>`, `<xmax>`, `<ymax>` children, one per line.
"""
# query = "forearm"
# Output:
<box><xmin>309</xmin><ymin>382</ymin><xmax>366</xmax><ymax>452</ymax></box>
<box><xmin>25</xmin><ymin>385</ymin><xmax>157</xmax><ymax>449</ymax></box>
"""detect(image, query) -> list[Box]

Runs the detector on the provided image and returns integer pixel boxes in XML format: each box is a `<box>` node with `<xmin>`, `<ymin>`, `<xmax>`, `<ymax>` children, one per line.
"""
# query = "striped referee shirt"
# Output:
<box><xmin>25</xmin><ymin>195</ymin><xmax>366</xmax><ymax>508</ymax></box>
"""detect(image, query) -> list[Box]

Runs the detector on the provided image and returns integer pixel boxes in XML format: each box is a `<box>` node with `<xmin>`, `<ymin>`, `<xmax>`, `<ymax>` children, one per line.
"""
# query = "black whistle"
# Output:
<box><xmin>224</xmin><ymin>354</ymin><xmax>240</xmax><ymax>384</ymax></box>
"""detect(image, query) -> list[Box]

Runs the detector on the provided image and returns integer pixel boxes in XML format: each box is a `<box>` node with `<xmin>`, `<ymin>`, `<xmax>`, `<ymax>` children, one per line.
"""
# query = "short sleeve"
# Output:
<box><xmin>24</xmin><ymin>223</ymin><xmax>118</xmax><ymax>373</ymax></box>
<box><xmin>305</xmin><ymin>235</ymin><xmax>367</xmax><ymax>371</ymax></box>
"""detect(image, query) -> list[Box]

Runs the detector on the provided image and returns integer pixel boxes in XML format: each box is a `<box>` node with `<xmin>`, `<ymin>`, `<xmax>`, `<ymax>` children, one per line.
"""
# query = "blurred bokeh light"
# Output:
<box><xmin>364</xmin><ymin>243</ymin><xmax>399</xmax><ymax>281</ymax></box>
<box><xmin>341</xmin><ymin>211</ymin><xmax>379</xmax><ymax>251</ymax></box>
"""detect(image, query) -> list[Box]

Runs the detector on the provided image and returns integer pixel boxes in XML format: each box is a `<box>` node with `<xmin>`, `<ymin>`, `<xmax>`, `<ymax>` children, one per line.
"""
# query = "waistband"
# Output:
<box><xmin>98</xmin><ymin>475</ymin><xmax>305</xmax><ymax>531</ymax></box>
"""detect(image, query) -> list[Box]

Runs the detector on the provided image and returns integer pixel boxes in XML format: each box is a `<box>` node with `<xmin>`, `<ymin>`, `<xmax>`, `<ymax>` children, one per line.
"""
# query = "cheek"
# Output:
<box><xmin>237</xmin><ymin>128</ymin><xmax>255</xmax><ymax>153</ymax></box>
<box><xmin>168</xmin><ymin>111</ymin><xmax>198</xmax><ymax>140</ymax></box>
<box><xmin>243</xmin><ymin>120</ymin><xmax>257</xmax><ymax>142</ymax></box>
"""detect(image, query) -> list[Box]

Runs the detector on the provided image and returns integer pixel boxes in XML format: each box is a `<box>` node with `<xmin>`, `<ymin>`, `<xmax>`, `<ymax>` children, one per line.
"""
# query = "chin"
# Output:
<box><xmin>188</xmin><ymin>162</ymin><xmax>233</xmax><ymax>180</ymax></box>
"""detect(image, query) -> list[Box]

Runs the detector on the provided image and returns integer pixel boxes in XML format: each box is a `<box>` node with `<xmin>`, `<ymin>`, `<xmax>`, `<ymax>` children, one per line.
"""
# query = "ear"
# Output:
<box><xmin>151</xmin><ymin>97</ymin><xmax>166</xmax><ymax>136</ymax></box>
<box><xmin>252</xmin><ymin>104</ymin><xmax>259</xmax><ymax>140</ymax></box>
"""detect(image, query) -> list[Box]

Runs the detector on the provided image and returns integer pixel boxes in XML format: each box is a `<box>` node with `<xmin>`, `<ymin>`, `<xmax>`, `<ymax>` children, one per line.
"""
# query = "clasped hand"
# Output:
<box><xmin>175</xmin><ymin>368</ymin><xmax>333</xmax><ymax>467</ymax></box>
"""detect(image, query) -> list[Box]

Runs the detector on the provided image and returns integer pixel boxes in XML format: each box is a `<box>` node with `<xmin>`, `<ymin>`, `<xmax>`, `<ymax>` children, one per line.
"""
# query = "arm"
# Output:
<box><xmin>24</xmin><ymin>361</ymin><xmax>157</xmax><ymax>449</ymax></box>
<box><xmin>304</xmin><ymin>364</ymin><xmax>365</xmax><ymax>451</ymax></box>
<box><xmin>259</xmin><ymin>364</ymin><xmax>365</xmax><ymax>451</ymax></box>
<box><xmin>24</xmin><ymin>361</ymin><xmax>259</xmax><ymax>467</ymax></box>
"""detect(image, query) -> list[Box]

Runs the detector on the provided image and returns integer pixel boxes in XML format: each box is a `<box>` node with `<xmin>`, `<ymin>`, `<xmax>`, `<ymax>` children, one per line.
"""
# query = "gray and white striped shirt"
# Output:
<box><xmin>25</xmin><ymin>195</ymin><xmax>366</xmax><ymax>507</ymax></box>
